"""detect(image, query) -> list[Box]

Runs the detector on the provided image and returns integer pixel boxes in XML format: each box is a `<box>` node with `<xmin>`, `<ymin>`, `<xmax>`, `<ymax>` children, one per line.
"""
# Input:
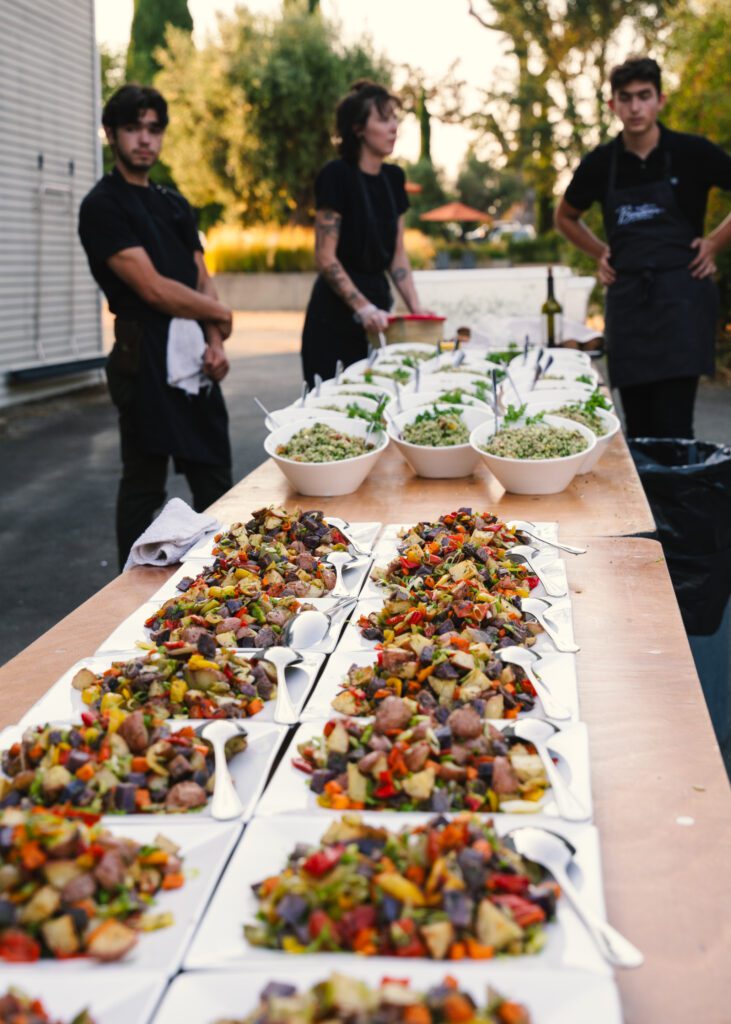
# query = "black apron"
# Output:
<box><xmin>105</xmin><ymin>172</ymin><xmax>230</xmax><ymax>467</ymax></box>
<box><xmin>603</xmin><ymin>140</ymin><xmax>717</xmax><ymax>388</ymax></box>
<box><xmin>301</xmin><ymin>165</ymin><xmax>398</xmax><ymax>385</ymax></box>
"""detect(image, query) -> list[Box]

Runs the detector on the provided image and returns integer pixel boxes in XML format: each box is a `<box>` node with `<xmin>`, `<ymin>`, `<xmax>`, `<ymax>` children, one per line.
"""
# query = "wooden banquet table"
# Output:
<box><xmin>1</xmin><ymin>432</ymin><xmax>730</xmax><ymax>1023</ymax></box>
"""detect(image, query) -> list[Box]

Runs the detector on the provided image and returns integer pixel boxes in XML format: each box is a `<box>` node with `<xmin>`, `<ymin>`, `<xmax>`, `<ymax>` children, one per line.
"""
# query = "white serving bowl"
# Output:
<box><xmin>311</xmin><ymin>381</ymin><xmax>393</xmax><ymax>404</ymax></box>
<box><xmin>388</xmin><ymin>404</ymin><xmax>494</xmax><ymax>478</ymax></box>
<box><xmin>388</xmin><ymin>389</ymin><xmax>494</xmax><ymax>416</ymax></box>
<box><xmin>263</xmin><ymin>414</ymin><xmax>388</xmax><ymax>496</ymax></box>
<box><xmin>336</xmin><ymin>366</ymin><xmax>415</xmax><ymax>394</ymax></box>
<box><xmin>510</xmin><ymin>348</ymin><xmax>593</xmax><ymax>372</ymax></box>
<box><xmin>469</xmin><ymin>414</ymin><xmax>597</xmax><ymax>495</ymax></box>
<box><xmin>265</xmin><ymin>394</ymin><xmax>381</xmax><ymax>433</ymax></box>
<box><xmin>519</xmin><ymin>400</ymin><xmax>621</xmax><ymax>473</ymax></box>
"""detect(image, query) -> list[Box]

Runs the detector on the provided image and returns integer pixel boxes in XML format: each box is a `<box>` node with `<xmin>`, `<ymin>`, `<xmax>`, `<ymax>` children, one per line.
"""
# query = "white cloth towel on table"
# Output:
<box><xmin>124</xmin><ymin>497</ymin><xmax>219</xmax><ymax>571</ymax></box>
<box><xmin>166</xmin><ymin>317</ymin><xmax>210</xmax><ymax>395</ymax></box>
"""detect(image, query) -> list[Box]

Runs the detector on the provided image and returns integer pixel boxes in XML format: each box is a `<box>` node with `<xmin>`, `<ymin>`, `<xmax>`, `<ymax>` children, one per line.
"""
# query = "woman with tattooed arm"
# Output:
<box><xmin>301</xmin><ymin>80</ymin><xmax>429</xmax><ymax>385</ymax></box>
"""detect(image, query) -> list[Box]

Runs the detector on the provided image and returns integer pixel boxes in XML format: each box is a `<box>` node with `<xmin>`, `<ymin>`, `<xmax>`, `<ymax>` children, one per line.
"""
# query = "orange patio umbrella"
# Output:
<box><xmin>419</xmin><ymin>201</ymin><xmax>491</xmax><ymax>223</ymax></box>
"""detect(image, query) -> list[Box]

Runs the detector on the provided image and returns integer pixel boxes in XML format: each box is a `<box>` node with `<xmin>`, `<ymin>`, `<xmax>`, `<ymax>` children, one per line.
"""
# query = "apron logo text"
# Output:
<box><xmin>616</xmin><ymin>203</ymin><xmax>665</xmax><ymax>226</ymax></box>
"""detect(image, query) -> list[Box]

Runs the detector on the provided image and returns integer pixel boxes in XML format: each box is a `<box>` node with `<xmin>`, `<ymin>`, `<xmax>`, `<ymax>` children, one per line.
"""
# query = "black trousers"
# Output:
<box><xmin>117</xmin><ymin>430</ymin><xmax>232</xmax><ymax>570</ymax></box>
<box><xmin>618</xmin><ymin>376</ymin><xmax>699</xmax><ymax>440</ymax></box>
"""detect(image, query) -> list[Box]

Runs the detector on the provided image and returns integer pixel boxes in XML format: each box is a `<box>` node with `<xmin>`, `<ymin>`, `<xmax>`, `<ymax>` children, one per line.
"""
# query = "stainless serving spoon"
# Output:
<box><xmin>200</xmin><ymin>720</ymin><xmax>246</xmax><ymax>820</ymax></box>
<box><xmin>505</xmin><ymin>544</ymin><xmax>567</xmax><ymax>597</ymax></box>
<box><xmin>497</xmin><ymin>646</ymin><xmax>571</xmax><ymax>721</ymax></box>
<box><xmin>520</xmin><ymin>596</ymin><xmax>579</xmax><ymax>653</ymax></box>
<box><xmin>335</xmin><ymin>358</ymin><xmax>344</xmax><ymax>385</ymax></box>
<box><xmin>324</xmin><ymin>517</ymin><xmax>372</xmax><ymax>558</ymax></box>
<box><xmin>282</xmin><ymin>598</ymin><xmax>357</xmax><ymax>650</ymax></box>
<box><xmin>298</xmin><ymin>381</ymin><xmax>309</xmax><ymax>407</ymax></box>
<box><xmin>325</xmin><ymin>550</ymin><xmax>367</xmax><ymax>594</ymax></box>
<box><xmin>254</xmin><ymin>396</ymin><xmax>280</xmax><ymax>427</ymax></box>
<box><xmin>377</xmin><ymin>330</ymin><xmax>388</xmax><ymax>349</ymax></box>
<box><xmin>503</xmin><ymin>719</ymin><xmax>589</xmax><ymax>820</ymax></box>
<box><xmin>265</xmin><ymin>643</ymin><xmax>303</xmax><ymax>725</ymax></box>
<box><xmin>313</xmin><ymin>372</ymin><xmax>323</xmax><ymax>397</ymax></box>
<box><xmin>507</xmin><ymin>519</ymin><xmax>586</xmax><ymax>556</ymax></box>
<box><xmin>505</xmin><ymin>827</ymin><xmax>644</xmax><ymax>968</ymax></box>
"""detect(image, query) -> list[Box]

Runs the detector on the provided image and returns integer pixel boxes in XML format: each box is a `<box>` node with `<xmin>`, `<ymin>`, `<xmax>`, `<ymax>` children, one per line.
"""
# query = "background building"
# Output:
<box><xmin>0</xmin><ymin>0</ymin><xmax>103</xmax><ymax>408</ymax></box>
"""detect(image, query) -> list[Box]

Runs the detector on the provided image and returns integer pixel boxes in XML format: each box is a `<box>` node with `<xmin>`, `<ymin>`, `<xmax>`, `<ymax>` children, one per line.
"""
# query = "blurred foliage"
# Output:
<box><xmin>156</xmin><ymin>6</ymin><xmax>389</xmax><ymax>226</ymax></box>
<box><xmin>204</xmin><ymin>225</ymin><xmax>435</xmax><ymax>273</ymax></box>
<box><xmin>126</xmin><ymin>0</ymin><xmax>192</xmax><ymax>84</ymax></box>
<box><xmin>402</xmin><ymin>158</ymin><xmax>450</xmax><ymax>235</ymax></box>
<box><xmin>466</xmin><ymin>0</ymin><xmax>680</xmax><ymax>232</ymax></box>
<box><xmin>456</xmin><ymin>149</ymin><xmax>525</xmax><ymax>220</ymax></box>
<box><xmin>664</xmin><ymin>0</ymin><xmax>731</xmax><ymax>342</ymax></box>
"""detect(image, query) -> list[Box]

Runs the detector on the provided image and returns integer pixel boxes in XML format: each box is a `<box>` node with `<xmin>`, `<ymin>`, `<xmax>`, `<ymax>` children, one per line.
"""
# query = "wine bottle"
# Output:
<box><xmin>541</xmin><ymin>266</ymin><xmax>563</xmax><ymax>349</ymax></box>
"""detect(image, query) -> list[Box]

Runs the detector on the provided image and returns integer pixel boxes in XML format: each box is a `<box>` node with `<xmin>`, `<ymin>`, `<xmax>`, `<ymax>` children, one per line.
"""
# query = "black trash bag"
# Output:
<box><xmin>629</xmin><ymin>439</ymin><xmax>731</xmax><ymax>635</ymax></box>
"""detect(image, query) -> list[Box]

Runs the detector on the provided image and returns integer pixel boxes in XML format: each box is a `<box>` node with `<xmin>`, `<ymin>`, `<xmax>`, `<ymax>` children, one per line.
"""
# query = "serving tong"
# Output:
<box><xmin>520</xmin><ymin>596</ymin><xmax>579</xmax><ymax>653</ymax></box>
<box><xmin>507</xmin><ymin>519</ymin><xmax>586</xmax><ymax>556</ymax></box>
<box><xmin>505</xmin><ymin>544</ymin><xmax>567</xmax><ymax>597</ymax></box>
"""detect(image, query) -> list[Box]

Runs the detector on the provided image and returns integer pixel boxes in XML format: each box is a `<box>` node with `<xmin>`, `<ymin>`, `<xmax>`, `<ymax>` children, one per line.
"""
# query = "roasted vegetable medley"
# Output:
<box><xmin>0</xmin><ymin>710</ymin><xmax>246</xmax><ymax>814</ymax></box>
<box><xmin>220</xmin><ymin>973</ymin><xmax>530</xmax><ymax>1024</ymax></box>
<box><xmin>0</xmin><ymin>808</ymin><xmax>182</xmax><ymax>962</ymax></box>
<box><xmin>245</xmin><ymin>813</ymin><xmax>558</xmax><ymax>958</ymax></box>
<box><xmin>0</xmin><ymin>991</ymin><xmax>93</xmax><ymax>1024</ymax></box>
<box><xmin>72</xmin><ymin>646</ymin><xmax>280</xmax><ymax>718</ymax></box>
<box><xmin>295</xmin><ymin>704</ymin><xmax>546</xmax><ymax>813</ymax></box>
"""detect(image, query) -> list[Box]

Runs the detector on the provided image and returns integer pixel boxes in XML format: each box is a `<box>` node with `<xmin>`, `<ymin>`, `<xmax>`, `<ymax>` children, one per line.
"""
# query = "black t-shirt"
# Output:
<box><xmin>78</xmin><ymin>168</ymin><xmax>202</xmax><ymax>322</ymax></box>
<box><xmin>564</xmin><ymin>124</ymin><xmax>731</xmax><ymax>236</ymax></box>
<box><xmin>315</xmin><ymin>159</ymin><xmax>409</xmax><ymax>275</ymax></box>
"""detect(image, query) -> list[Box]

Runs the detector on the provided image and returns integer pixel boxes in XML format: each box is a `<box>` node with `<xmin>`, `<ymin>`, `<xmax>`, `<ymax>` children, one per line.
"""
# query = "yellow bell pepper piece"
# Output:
<box><xmin>374</xmin><ymin>873</ymin><xmax>425</xmax><ymax>906</ymax></box>
<box><xmin>82</xmin><ymin>686</ymin><xmax>101</xmax><ymax>706</ymax></box>
<box><xmin>100</xmin><ymin>692</ymin><xmax>124</xmax><ymax>711</ymax></box>
<box><xmin>282</xmin><ymin>936</ymin><xmax>306</xmax><ymax>953</ymax></box>
<box><xmin>170</xmin><ymin>679</ymin><xmax>188</xmax><ymax>704</ymax></box>
<box><xmin>107</xmin><ymin>707</ymin><xmax>126</xmax><ymax>734</ymax></box>
<box><xmin>187</xmin><ymin>654</ymin><xmax>220</xmax><ymax>672</ymax></box>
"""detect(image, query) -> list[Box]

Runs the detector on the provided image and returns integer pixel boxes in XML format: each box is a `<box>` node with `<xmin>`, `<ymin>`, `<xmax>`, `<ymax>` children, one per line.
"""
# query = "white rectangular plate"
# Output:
<box><xmin>8</xmin><ymin>820</ymin><xmax>241</xmax><ymax>975</ymax></box>
<box><xmin>183</xmin><ymin>812</ymin><xmax>610</xmax><ymax>976</ymax></box>
<box><xmin>301</xmin><ymin>647</ymin><xmax>580</xmax><ymax>722</ymax></box>
<box><xmin>96</xmin><ymin>597</ymin><xmax>353</xmax><ymax>656</ymax></box>
<box><xmin>336</xmin><ymin>597</ymin><xmax>576</xmax><ymax>654</ymax></box>
<box><xmin>150</xmin><ymin>554</ymin><xmax>374</xmax><ymax>603</ymax></box>
<box><xmin>156</xmin><ymin>965</ymin><xmax>622</xmax><ymax>1024</ymax></box>
<box><xmin>257</xmin><ymin>718</ymin><xmax>591</xmax><ymax>821</ymax></box>
<box><xmin>0</xmin><ymin>969</ymin><xmax>167</xmax><ymax>1024</ymax></box>
<box><xmin>1</xmin><ymin>719</ymin><xmax>289</xmax><ymax>824</ymax></box>
<box><xmin>19</xmin><ymin>650</ymin><xmax>326</xmax><ymax>727</ymax></box>
<box><xmin>186</xmin><ymin>520</ymin><xmax>383</xmax><ymax>560</ymax></box>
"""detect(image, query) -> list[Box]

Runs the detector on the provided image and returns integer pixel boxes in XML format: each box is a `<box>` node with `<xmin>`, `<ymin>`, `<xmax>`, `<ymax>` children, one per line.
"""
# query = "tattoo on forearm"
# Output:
<box><xmin>323</xmin><ymin>260</ymin><xmax>365</xmax><ymax>308</ymax></box>
<box><xmin>392</xmin><ymin>267</ymin><xmax>409</xmax><ymax>283</ymax></box>
<box><xmin>315</xmin><ymin>210</ymin><xmax>342</xmax><ymax>251</ymax></box>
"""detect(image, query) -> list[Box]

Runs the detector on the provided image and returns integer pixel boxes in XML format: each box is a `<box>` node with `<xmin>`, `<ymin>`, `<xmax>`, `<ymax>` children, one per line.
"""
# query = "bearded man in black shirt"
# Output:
<box><xmin>79</xmin><ymin>86</ymin><xmax>234</xmax><ymax>568</ymax></box>
<box><xmin>555</xmin><ymin>57</ymin><xmax>731</xmax><ymax>438</ymax></box>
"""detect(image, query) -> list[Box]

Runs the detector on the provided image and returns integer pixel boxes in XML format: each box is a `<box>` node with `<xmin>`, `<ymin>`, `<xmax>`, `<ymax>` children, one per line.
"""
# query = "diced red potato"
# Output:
<box><xmin>117</xmin><ymin>711</ymin><xmax>149</xmax><ymax>754</ymax></box>
<box><xmin>165</xmin><ymin>780</ymin><xmax>207</xmax><ymax>811</ymax></box>
<box><xmin>404</xmin><ymin>742</ymin><xmax>430</xmax><ymax>772</ymax></box>
<box><xmin>94</xmin><ymin>851</ymin><xmax>126</xmax><ymax>891</ymax></box>
<box><xmin>491</xmin><ymin>755</ymin><xmax>520</xmax><ymax>794</ymax></box>
<box><xmin>374</xmin><ymin>697</ymin><xmax>413</xmax><ymax>734</ymax></box>
<box><xmin>447</xmin><ymin>707</ymin><xmax>483</xmax><ymax>740</ymax></box>
<box><xmin>216</xmin><ymin>617</ymin><xmax>242</xmax><ymax>635</ymax></box>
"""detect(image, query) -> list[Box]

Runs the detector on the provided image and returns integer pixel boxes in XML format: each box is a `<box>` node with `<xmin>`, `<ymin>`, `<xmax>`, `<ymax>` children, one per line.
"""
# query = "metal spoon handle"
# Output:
<box><xmin>208</xmin><ymin>734</ymin><xmax>245</xmax><ymax>820</ymax></box>
<box><xmin>552</xmin><ymin>866</ymin><xmax>644</xmax><ymax>968</ymax></box>
<box><xmin>327</xmin><ymin>595</ymin><xmax>358</xmax><ymax>618</ymax></box>
<box><xmin>331</xmin><ymin>560</ymin><xmax>347</xmax><ymax>594</ymax></box>
<box><xmin>534</xmin><ymin>609</ymin><xmax>580</xmax><ymax>654</ymax></box>
<box><xmin>522</xmin><ymin>529</ymin><xmax>586</xmax><ymax>556</ymax></box>
<box><xmin>314</xmin><ymin>373</ymin><xmax>323</xmax><ymax>397</ymax></box>
<box><xmin>272</xmin><ymin>663</ymin><xmax>298</xmax><ymax>725</ymax></box>
<box><xmin>525</xmin><ymin>666</ymin><xmax>571</xmax><ymax>721</ymax></box>
<box><xmin>299</xmin><ymin>382</ymin><xmax>309</xmax><ymax>407</ymax></box>
<box><xmin>523</xmin><ymin>555</ymin><xmax>567</xmax><ymax>598</ymax></box>
<box><xmin>535</xmin><ymin>741</ymin><xmax>589</xmax><ymax>821</ymax></box>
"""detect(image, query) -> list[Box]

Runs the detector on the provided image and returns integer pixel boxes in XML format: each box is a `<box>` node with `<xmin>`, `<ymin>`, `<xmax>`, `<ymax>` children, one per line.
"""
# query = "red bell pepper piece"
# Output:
<box><xmin>488</xmin><ymin>873</ymin><xmax>530</xmax><ymax>894</ymax></box>
<box><xmin>302</xmin><ymin>844</ymin><xmax>345</xmax><ymax>877</ymax></box>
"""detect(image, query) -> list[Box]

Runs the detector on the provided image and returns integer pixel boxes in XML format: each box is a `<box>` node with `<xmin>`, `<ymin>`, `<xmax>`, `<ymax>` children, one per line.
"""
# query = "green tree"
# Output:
<box><xmin>664</xmin><ymin>0</ymin><xmax>731</xmax><ymax>337</ymax></box>
<box><xmin>466</xmin><ymin>0</ymin><xmax>679</xmax><ymax>233</ymax></box>
<box><xmin>456</xmin><ymin>149</ymin><xmax>524</xmax><ymax>220</ymax></box>
<box><xmin>126</xmin><ymin>0</ymin><xmax>192</xmax><ymax>84</ymax></box>
<box><xmin>156</xmin><ymin>6</ymin><xmax>389</xmax><ymax>224</ymax></box>
<box><xmin>402</xmin><ymin>158</ymin><xmax>450</xmax><ymax>235</ymax></box>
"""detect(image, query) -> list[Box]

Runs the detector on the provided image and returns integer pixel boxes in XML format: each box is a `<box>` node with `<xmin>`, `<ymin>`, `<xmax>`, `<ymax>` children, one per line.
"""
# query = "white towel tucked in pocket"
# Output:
<box><xmin>166</xmin><ymin>317</ymin><xmax>209</xmax><ymax>395</ymax></box>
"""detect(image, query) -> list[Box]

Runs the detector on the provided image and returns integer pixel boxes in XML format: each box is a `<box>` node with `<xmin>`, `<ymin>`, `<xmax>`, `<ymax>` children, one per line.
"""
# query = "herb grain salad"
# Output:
<box><xmin>222</xmin><ymin>974</ymin><xmax>531</xmax><ymax>1024</ymax></box>
<box><xmin>0</xmin><ymin>991</ymin><xmax>94</xmax><ymax>1024</ymax></box>
<box><xmin>73</xmin><ymin>646</ymin><xmax>281</xmax><ymax>718</ymax></box>
<box><xmin>1</xmin><ymin>710</ymin><xmax>247</xmax><ymax>814</ymax></box>
<box><xmin>483</xmin><ymin>425</ymin><xmax>587</xmax><ymax>460</ymax></box>
<box><xmin>0</xmin><ymin>808</ymin><xmax>183</xmax><ymax>962</ymax></box>
<box><xmin>245</xmin><ymin>813</ymin><xmax>558</xmax><ymax>958</ymax></box>
<box><xmin>297</xmin><ymin>705</ymin><xmax>547</xmax><ymax>813</ymax></box>
<box><xmin>402</xmin><ymin>409</ymin><xmax>470</xmax><ymax>448</ymax></box>
<box><xmin>276</xmin><ymin>423</ymin><xmax>375</xmax><ymax>463</ymax></box>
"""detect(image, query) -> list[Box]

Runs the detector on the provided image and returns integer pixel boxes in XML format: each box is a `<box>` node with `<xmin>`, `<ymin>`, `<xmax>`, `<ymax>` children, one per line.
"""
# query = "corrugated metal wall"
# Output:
<box><xmin>0</xmin><ymin>0</ymin><xmax>102</xmax><ymax>401</ymax></box>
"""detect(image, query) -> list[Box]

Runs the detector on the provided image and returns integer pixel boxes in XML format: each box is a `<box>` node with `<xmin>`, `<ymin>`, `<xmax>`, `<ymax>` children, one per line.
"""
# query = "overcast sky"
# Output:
<box><xmin>94</xmin><ymin>0</ymin><xmax>510</xmax><ymax>180</ymax></box>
